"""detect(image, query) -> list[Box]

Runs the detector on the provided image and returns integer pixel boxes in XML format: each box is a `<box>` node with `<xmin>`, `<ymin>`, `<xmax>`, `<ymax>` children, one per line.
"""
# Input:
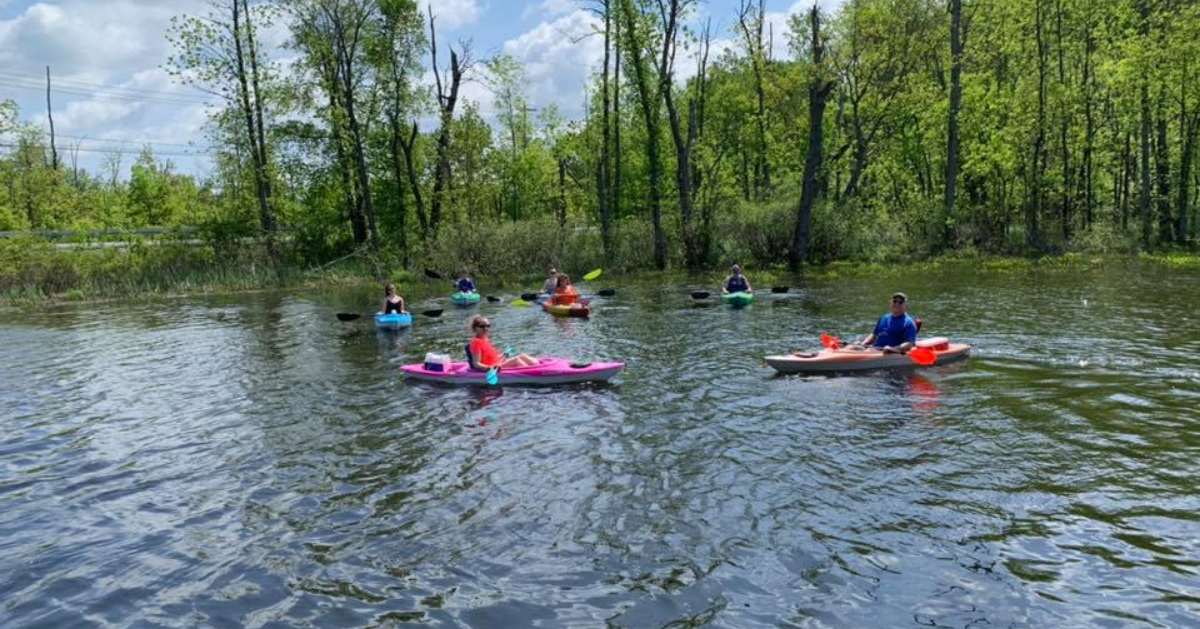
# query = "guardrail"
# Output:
<box><xmin>0</xmin><ymin>227</ymin><xmax>198</xmax><ymax>240</ymax></box>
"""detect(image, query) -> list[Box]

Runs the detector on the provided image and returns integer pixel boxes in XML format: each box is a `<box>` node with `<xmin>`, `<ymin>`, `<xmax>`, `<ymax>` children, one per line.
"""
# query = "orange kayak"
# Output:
<box><xmin>765</xmin><ymin>337</ymin><xmax>971</xmax><ymax>374</ymax></box>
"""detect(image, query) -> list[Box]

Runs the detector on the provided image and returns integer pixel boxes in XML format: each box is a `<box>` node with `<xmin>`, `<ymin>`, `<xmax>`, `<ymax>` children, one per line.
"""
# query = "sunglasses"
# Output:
<box><xmin>892</xmin><ymin>299</ymin><xmax>906</xmax><ymax>304</ymax></box>
<box><xmin>474</xmin><ymin>323</ymin><xmax>491</xmax><ymax>329</ymax></box>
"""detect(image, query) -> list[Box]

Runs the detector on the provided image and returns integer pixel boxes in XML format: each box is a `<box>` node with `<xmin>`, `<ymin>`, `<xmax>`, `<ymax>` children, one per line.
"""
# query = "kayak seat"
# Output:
<box><xmin>916</xmin><ymin>337</ymin><xmax>950</xmax><ymax>351</ymax></box>
<box><xmin>465</xmin><ymin>343</ymin><xmax>485</xmax><ymax>371</ymax></box>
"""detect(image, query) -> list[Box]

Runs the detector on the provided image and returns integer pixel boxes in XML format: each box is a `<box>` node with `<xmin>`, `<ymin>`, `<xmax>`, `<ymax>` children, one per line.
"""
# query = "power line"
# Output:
<box><xmin>0</xmin><ymin>78</ymin><xmax>219</xmax><ymax>107</ymax></box>
<box><xmin>49</xmin><ymin>132</ymin><xmax>216</xmax><ymax>150</ymax></box>
<box><xmin>0</xmin><ymin>142</ymin><xmax>211</xmax><ymax>158</ymax></box>
<box><xmin>0</xmin><ymin>70</ymin><xmax>213</xmax><ymax>101</ymax></box>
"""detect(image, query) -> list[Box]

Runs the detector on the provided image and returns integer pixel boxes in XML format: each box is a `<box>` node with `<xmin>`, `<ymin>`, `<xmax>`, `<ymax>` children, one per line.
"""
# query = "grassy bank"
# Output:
<box><xmin>2</xmin><ymin>219</ymin><xmax>1198</xmax><ymax>306</ymax></box>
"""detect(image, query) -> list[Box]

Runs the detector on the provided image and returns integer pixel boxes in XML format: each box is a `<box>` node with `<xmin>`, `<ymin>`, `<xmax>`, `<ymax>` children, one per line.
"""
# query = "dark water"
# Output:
<box><xmin>2</xmin><ymin>261</ymin><xmax>1199</xmax><ymax>628</ymax></box>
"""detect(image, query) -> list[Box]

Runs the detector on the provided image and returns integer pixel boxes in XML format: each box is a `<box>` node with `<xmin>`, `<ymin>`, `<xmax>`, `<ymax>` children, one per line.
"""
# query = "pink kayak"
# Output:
<box><xmin>765</xmin><ymin>337</ymin><xmax>972</xmax><ymax>374</ymax></box>
<box><xmin>401</xmin><ymin>357</ymin><xmax>624</xmax><ymax>385</ymax></box>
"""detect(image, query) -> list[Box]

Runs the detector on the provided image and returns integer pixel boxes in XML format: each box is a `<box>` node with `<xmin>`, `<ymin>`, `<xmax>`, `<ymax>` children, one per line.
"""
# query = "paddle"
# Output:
<box><xmin>582</xmin><ymin>268</ymin><xmax>603</xmax><ymax>281</ymax></box>
<box><xmin>486</xmin><ymin>346</ymin><xmax>517</xmax><ymax>385</ymax></box>
<box><xmin>424</xmin><ymin>268</ymin><xmax>444</xmax><ymax>280</ymax></box>
<box><xmin>691</xmin><ymin>291</ymin><xmax>711</xmax><ymax>300</ymax></box>
<box><xmin>336</xmin><ymin>309</ymin><xmax>441</xmax><ymax>321</ymax></box>
<box><xmin>771</xmin><ymin>286</ymin><xmax>789</xmax><ymax>294</ymax></box>
<box><xmin>597</xmin><ymin>288</ymin><xmax>616</xmax><ymax>297</ymax></box>
<box><xmin>820</xmin><ymin>333</ymin><xmax>843</xmax><ymax>349</ymax></box>
<box><xmin>486</xmin><ymin>295</ymin><xmax>501</xmax><ymax>303</ymax></box>
<box><xmin>520</xmin><ymin>292</ymin><xmax>540</xmax><ymax>301</ymax></box>
<box><xmin>907</xmin><ymin>346</ymin><xmax>937</xmax><ymax>366</ymax></box>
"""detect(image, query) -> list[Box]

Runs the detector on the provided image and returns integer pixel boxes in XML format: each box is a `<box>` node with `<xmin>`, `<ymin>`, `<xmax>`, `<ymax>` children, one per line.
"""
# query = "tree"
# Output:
<box><xmin>790</xmin><ymin>5</ymin><xmax>835</xmax><ymax>269</ymax></box>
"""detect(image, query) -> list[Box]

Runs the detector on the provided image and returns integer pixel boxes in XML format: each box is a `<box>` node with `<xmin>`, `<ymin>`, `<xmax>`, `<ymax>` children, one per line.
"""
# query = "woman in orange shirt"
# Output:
<box><xmin>468</xmin><ymin>316</ymin><xmax>538</xmax><ymax>370</ymax></box>
<box><xmin>550</xmin><ymin>273</ymin><xmax>580</xmax><ymax>305</ymax></box>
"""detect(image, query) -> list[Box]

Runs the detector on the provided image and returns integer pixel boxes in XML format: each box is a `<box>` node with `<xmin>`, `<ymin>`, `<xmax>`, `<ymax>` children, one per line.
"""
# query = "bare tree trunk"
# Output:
<box><xmin>45</xmin><ymin>66</ymin><xmax>58</xmax><ymax>170</ymax></box>
<box><xmin>613</xmin><ymin>8</ymin><xmax>622</xmax><ymax>220</ymax></box>
<box><xmin>621</xmin><ymin>0</ymin><xmax>666</xmax><ymax>269</ymax></box>
<box><xmin>790</xmin><ymin>5</ymin><xmax>833</xmax><ymax>270</ymax></box>
<box><xmin>398</xmin><ymin>122</ymin><xmax>427</xmax><ymax>235</ymax></box>
<box><xmin>427</xmin><ymin>6</ymin><xmax>467</xmax><ymax>240</ymax></box>
<box><xmin>945</xmin><ymin>0</ymin><xmax>963</xmax><ymax>249</ymax></box>
<box><xmin>1082</xmin><ymin>21</ymin><xmax>1095</xmax><ymax>228</ymax></box>
<box><xmin>598</xmin><ymin>0</ymin><xmax>613</xmax><ymax>257</ymax></box>
<box><xmin>738</xmin><ymin>0</ymin><xmax>771</xmax><ymax>199</ymax></box>
<box><xmin>1028</xmin><ymin>0</ymin><xmax>1047</xmax><ymax>250</ymax></box>
<box><xmin>1138</xmin><ymin>0</ymin><xmax>1152</xmax><ymax>247</ymax></box>
<box><xmin>232</xmin><ymin>0</ymin><xmax>276</xmax><ymax>256</ymax></box>
<box><xmin>1054</xmin><ymin>0</ymin><xmax>1071</xmax><ymax>241</ymax></box>
<box><xmin>1155</xmin><ymin>96</ymin><xmax>1172</xmax><ymax>242</ymax></box>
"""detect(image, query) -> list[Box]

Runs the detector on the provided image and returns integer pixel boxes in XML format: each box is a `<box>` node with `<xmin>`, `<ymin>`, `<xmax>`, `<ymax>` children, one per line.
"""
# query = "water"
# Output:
<box><xmin>2</xmin><ymin>261</ymin><xmax>1198</xmax><ymax>627</ymax></box>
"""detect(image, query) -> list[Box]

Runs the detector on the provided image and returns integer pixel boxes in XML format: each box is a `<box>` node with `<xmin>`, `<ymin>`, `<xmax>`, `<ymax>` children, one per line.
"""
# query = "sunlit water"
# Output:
<box><xmin>2</xmin><ymin>261</ymin><xmax>1198</xmax><ymax>627</ymax></box>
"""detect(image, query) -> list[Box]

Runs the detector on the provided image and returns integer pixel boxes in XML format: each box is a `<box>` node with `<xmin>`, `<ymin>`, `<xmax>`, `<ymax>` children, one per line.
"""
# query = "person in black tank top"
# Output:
<box><xmin>723</xmin><ymin>264</ymin><xmax>753</xmax><ymax>294</ymax></box>
<box><xmin>381</xmin><ymin>283</ymin><xmax>407</xmax><ymax>314</ymax></box>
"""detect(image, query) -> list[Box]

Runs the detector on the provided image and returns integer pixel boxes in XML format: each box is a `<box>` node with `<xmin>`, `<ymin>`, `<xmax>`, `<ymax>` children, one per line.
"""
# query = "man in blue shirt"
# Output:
<box><xmin>855</xmin><ymin>292</ymin><xmax>918</xmax><ymax>354</ymax></box>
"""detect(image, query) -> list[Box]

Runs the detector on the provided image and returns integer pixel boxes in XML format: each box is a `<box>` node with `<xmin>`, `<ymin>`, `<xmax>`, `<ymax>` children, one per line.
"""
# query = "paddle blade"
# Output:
<box><xmin>908</xmin><ymin>347</ymin><xmax>937</xmax><ymax>366</ymax></box>
<box><xmin>820</xmin><ymin>333</ymin><xmax>842</xmax><ymax>349</ymax></box>
<box><xmin>421</xmin><ymin>309</ymin><xmax>444</xmax><ymax>317</ymax></box>
<box><xmin>336</xmin><ymin>313</ymin><xmax>361</xmax><ymax>322</ymax></box>
<box><xmin>690</xmin><ymin>291</ymin><xmax>711</xmax><ymax>300</ymax></box>
<box><xmin>424</xmin><ymin>268</ymin><xmax>443</xmax><ymax>280</ymax></box>
<box><xmin>486</xmin><ymin>295</ymin><xmax>501</xmax><ymax>303</ymax></box>
<box><xmin>486</xmin><ymin>368</ymin><xmax>499</xmax><ymax>385</ymax></box>
<box><xmin>771</xmin><ymin>286</ymin><xmax>789</xmax><ymax>294</ymax></box>
<box><xmin>511</xmin><ymin>298</ymin><xmax>530</xmax><ymax>307</ymax></box>
<box><xmin>520</xmin><ymin>292</ymin><xmax>539</xmax><ymax>301</ymax></box>
<box><xmin>597</xmin><ymin>288</ymin><xmax>616</xmax><ymax>297</ymax></box>
<box><xmin>582</xmin><ymin>268</ymin><xmax>603</xmax><ymax>281</ymax></box>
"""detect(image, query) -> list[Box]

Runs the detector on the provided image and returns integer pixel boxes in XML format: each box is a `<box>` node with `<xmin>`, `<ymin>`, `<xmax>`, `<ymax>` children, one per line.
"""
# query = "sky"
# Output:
<box><xmin>0</xmin><ymin>0</ymin><xmax>844</xmax><ymax>178</ymax></box>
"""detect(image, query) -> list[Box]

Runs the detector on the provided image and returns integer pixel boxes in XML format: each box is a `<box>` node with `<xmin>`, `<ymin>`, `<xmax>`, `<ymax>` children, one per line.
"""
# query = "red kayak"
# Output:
<box><xmin>764</xmin><ymin>337</ymin><xmax>971</xmax><ymax>374</ymax></box>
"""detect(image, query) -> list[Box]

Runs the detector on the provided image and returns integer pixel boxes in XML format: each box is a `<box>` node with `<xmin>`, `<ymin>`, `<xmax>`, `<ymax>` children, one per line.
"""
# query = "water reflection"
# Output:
<box><xmin>2</xmin><ymin>261</ymin><xmax>1199</xmax><ymax>627</ymax></box>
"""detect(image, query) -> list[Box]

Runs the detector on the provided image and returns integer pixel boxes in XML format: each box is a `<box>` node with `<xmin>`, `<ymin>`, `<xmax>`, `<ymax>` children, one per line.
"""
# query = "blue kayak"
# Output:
<box><xmin>375</xmin><ymin>312</ymin><xmax>413</xmax><ymax>329</ymax></box>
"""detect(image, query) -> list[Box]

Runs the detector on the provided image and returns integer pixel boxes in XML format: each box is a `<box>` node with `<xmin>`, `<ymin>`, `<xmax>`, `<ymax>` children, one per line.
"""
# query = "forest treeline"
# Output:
<box><xmin>2</xmin><ymin>0</ymin><xmax>1199</xmax><ymax>278</ymax></box>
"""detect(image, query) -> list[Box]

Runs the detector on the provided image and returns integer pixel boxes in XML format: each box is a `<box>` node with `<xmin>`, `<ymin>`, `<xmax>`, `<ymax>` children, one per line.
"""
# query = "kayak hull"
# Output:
<box><xmin>374</xmin><ymin>313</ymin><xmax>413</xmax><ymax>329</ymax></box>
<box><xmin>451</xmin><ymin>291</ymin><xmax>481</xmax><ymax>306</ymax></box>
<box><xmin>543</xmin><ymin>302</ymin><xmax>591</xmax><ymax>318</ymax></box>
<box><xmin>765</xmin><ymin>338</ymin><xmax>971</xmax><ymax>374</ymax></box>
<box><xmin>722</xmin><ymin>292</ymin><xmax>754</xmax><ymax>307</ymax></box>
<box><xmin>401</xmin><ymin>357</ymin><xmax>623</xmax><ymax>386</ymax></box>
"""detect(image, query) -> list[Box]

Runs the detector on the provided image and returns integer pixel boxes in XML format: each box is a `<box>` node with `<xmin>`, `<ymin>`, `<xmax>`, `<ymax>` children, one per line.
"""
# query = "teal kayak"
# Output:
<box><xmin>722</xmin><ymin>291</ymin><xmax>754</xmax><ymax>307</ymax></box>
<box><xmin>451</xmin><ymin>291</ymin><xmax>481</xmax><ymax>306</ymax></box>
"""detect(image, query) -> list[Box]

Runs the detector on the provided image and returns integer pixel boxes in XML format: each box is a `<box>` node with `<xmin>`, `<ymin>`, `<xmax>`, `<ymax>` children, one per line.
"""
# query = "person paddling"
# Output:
<box><xmin>454</xmin><ymin>270</ymin><xmax>477</xmax><ymax>294</ymax></box>
<box><xmin>541</xmin><ymin>267</ymin><xmax>560</xmax><ymax>295</ymax></box>
<box><xmin>852</xmin><ymin>292</ymin><xmax>918</xmax><ymax>354</ymax></box>
<box><xmin>381</xmin><ymin>283</ymin><xmax>407</xmax><ymax>314</ymax></box>
<box><xmin>550</xmin><ymin>273</ymin><xmax>580</xmax><ymax>305</ymax></box>
<box><xmin>723</xmin><ymin>264</ymin><xmax>753</xmax><ymax>294</ymax></box>
<box><xmin>468</xmin><ymin>315</ymin><xmax>538</xmax><ymax>370</ymax></box>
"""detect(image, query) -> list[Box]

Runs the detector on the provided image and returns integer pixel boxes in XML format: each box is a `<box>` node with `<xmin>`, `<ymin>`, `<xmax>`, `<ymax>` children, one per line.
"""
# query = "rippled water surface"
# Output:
<box><xmin>2</xmin><ymin>261</ymin><xmax>1199</xmax><ymax>627</ymax></box>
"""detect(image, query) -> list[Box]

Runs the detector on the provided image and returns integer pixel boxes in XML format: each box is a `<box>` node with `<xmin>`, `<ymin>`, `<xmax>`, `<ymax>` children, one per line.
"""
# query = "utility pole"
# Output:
<box><xmin>46</xmin><ymin>66</ymin><xmax>59</xmax><ymax>170</ymax></box>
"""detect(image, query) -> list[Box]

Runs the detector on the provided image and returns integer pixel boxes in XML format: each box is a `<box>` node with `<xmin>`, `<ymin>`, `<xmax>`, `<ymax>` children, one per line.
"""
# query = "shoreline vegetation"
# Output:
<box><xmin>4</xmin><ymin>1</ymin><xmax>1200</xmax><ymax>307</ymax></box>
<box><xmin>2</xmin><ymin>225</ymin><xmax>1196</xmax><ymax>307</ymax></box>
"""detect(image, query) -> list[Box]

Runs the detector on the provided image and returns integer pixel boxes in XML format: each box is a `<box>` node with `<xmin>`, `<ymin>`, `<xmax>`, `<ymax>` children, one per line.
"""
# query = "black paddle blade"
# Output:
<box><xmin>422</xmin><ymin>309</ymin><xmax>443</xmax><ymax>317</ymax></box>
<box><xmin>520</xmin><ymin>292</ymin><xmax>539</xmax><ymax>301</ymax></box>
<box><xmin>424</xmin><ymin>268</ymin><xmax>443</xmax><ymax>280</ymax></box>
<box><xmin>597</xmin><ymin>288</ymin><xmax>616</xmax><ymax>297</ymax></box>
<box><xmin>486</xmin><ymin>295</ymin><xmax>501</xmax><ymax>303</ymax></box>
<box><xmin>690</xmin><ymin>291</ymin><xmax>711</xmax><ymax>299</ymax></box>
<box><xmin>569</xmin><ymin>362</ymin><xmax>593</xmax><ymax>369</ymax></box>
<box><xmin>771</xmin><ymin>286</ymin><xmax>789</xmax><ymax>294</ymax></box>
<box><xmin>336</xmin><ymin>313</ymin><xmax>362</xmax><ymax>322</ymax></box>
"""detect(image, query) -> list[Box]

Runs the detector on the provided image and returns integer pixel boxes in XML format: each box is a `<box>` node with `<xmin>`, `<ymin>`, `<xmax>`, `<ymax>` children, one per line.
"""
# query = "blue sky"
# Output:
<box><xmin>0</xmin><ymin>0</ymin><xmax>843</xmax><ymax>177</ymax></box>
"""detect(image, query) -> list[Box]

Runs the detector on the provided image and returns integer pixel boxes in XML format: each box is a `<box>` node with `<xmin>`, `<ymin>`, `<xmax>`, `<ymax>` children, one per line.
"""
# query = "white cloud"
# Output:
<box><xmin>522</xmin><ymin>0</ymin><xmax>577</xmax><ymax>21</ymax></box>
<box><xmin>500</xmin><ymin>9</ymin><xmax>601</xmax><ymax>118</ymax></box>
<box><xmin>424</xmin><ymin>0</ymin><xmax>483</xmax><ymax>30</ymax></box>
